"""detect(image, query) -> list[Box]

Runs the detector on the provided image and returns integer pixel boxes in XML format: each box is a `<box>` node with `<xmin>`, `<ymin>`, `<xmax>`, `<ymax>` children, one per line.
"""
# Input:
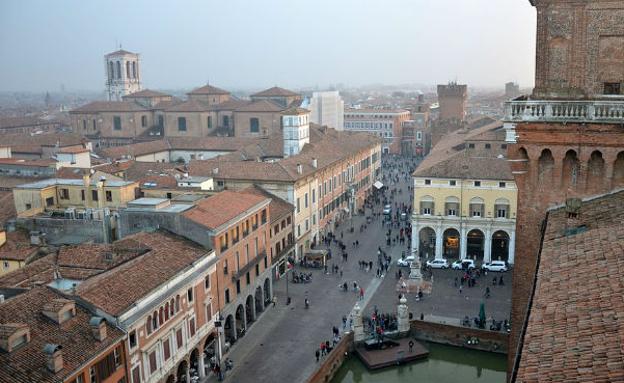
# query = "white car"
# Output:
<box><xmin>397</xmin><ymin>256</ymin><xmax>415</xmax><ymax>267</ymax></box>
<box><xmin>482</xmin><ymin>261</ymin><xmax>508</xmax><ymax>272</ymax></box>
<box><xmin>383</xmin><ymin>205</ymin><xmax>392</xmax><ymax>215</ymax></box>
<box><xmin>452</xmin><ymin>259</ymin><xmax>476</xmax><ymax>270</ymax></box>
<box><xmin>425</xmin><ymin>259</ymin><xmax>449</xmax><ymax>269</ymax></box>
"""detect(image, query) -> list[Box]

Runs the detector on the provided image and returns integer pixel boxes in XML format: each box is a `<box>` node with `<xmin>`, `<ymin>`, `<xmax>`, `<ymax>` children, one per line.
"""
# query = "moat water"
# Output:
<box><xmin>332</xmin><ymin>343</ymin><xmax>507</xmax><ymax>383</ymax></box>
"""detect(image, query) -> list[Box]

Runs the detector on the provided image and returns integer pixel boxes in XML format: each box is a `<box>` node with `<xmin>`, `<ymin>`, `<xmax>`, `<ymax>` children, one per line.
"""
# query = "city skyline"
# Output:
<box><xmin>0</xmin><ymin>0</ymin><xmax>536</xmax><ymax>92</ymax></box>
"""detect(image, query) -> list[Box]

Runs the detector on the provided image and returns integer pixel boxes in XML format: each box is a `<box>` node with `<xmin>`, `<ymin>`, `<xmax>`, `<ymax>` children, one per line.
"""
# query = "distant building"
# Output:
<box><xmin>505</xmin><ymin>82</ymin><xmax>520</xmax><ymax>99</ymax></box>
<box><xmin>437</xmin><ymin>82</ymin><xmax>467</xmax><ymax>123</ymax></box>
<box><xmin>282</xmin><ymin>107</ymin><xmax>310</xmax><ymax>157</ymax></box>
<box><xmin>344</xmin><ymin>108</ymin><xmax>410</xmax><ymax>154</ymax></box>
<box><xmin>105</xmin><ymin>49</ymin><xmax>142</xmax><ymax>101</ymax></box>
<box><xmin>305</xmin><ymin>91</ymin><xmax>344</xmax><ymax>130</ymax></box>
<box><xmin>0</xmin><ymin>116</ymin><xmax>61</xmax><ymax>135</ymax></box>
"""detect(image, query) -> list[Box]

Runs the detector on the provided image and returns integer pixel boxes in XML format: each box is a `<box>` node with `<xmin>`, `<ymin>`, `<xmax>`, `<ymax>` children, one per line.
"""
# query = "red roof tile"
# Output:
<box><xmin>251</xmin><ymin>86</ymin><xmax>299</xmax><ymax>97</ymax></box>
<box><xmin>183</xmin><ymin>190</ymin><xmax>269</xmax><ymax>230</ymax></box>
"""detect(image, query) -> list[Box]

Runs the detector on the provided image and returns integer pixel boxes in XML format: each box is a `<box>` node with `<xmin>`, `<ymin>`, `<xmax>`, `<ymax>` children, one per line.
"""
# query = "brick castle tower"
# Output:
<box><xmin>505</xmin><ymin>0</ymin><xmax>624</xmax><ymax>379</ymax></box>
<box><xmin>437</xmin><ymin>82</ymin><xmax>467</xmax><ymax>123</ymax></box>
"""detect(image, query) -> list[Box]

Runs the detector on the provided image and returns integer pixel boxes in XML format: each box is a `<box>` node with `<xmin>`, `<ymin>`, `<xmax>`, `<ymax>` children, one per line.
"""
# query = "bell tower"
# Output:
<box><xmin>105</xmin><ymin>48</ymin><xmax>142</xmax><ymax>101</ymax></box>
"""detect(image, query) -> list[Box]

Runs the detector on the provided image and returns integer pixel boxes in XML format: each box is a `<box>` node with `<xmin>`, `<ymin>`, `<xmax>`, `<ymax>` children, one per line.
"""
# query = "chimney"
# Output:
<box><xmin>296</xmin><ymin>164</ymin><xmax>303</xmax><ymax>174</ymax></box>
<box><xmin>43</xmin><ymin>344</ymin><xmax>63</xmax><ymax>373</ymax></box>
<box><xmin>311</xmin><ymin>158</ymin><xmax>318</xmax><ymax>168</ymax></box>
<box><xmin>89</xmin><ymin>317</ymin><xmax>107</xmax><ymax>341</ymax></box>
<box><xmin>212</xmin><ymin>167</ymin><xmax>219</xmax><ymax>175</ymax></box>
<box><xmin>82</xmin><ymin>173</ymin><xmax>91</xmax><ymax>187</ymax></box>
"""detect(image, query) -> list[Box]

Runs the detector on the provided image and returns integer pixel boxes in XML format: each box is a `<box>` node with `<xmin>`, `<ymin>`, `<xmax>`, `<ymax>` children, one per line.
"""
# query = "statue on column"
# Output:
<box><xmin>353</xmin><ymin>302</ymin><xmax>366</xmax><ymax>342</ymax></box>
<box><xmin>397</xmin><ymin>295</ymin><xmax>410</xmax><ymax>333</ymax></box>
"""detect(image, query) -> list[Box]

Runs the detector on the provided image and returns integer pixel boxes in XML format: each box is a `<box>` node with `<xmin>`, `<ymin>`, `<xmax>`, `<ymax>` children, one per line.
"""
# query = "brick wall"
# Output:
<box><xmin>409</xmin><ymin>320</ymin><xmax>508</xmax><ymax>354</ymax></box>
<box><xmin>306</xmin><ymin>332</ymin><xmax>354</xmax><ymax>383</ymax></box>
<box><xmin>507</xmin><ymin>121</ymin><xmax>624</xmax><ymax>377</ymax></box>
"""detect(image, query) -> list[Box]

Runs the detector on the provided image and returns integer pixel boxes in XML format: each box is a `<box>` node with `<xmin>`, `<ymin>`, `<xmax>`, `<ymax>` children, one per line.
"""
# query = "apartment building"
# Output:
<box><xmin>343</xmin><ymin>108</ymin><xmax>410</xmax><ymax>154</ymax></box>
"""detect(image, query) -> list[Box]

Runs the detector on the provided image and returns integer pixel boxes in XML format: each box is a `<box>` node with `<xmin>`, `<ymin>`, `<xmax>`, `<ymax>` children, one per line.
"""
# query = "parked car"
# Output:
<box><xmin>400</xmin><ymin>212</ymin><xmax>408</xmax><ymax>221</ymax></box>
<box><xmin>425</xmin><ymin>259</ymin><xmax>449</xmax><ymax>269</ymax></box>
<box><xmin>397</xmin><ymin>255</ymin><xmax>415</xmax><ymax>267</ymax></box>
<box><xmin>452</xmin><ymin>259</ymin><xmax>476</xmax><ymax>270</ymax></box>
<box><xmin>482</xmin><ymin>260</ymin><xmax>508</xmax><ymax>272</ymax></box>
<box><xmin>383</xmin><ymin>204</ymin><xmax>392</xmax><ymax>215</ymax></box>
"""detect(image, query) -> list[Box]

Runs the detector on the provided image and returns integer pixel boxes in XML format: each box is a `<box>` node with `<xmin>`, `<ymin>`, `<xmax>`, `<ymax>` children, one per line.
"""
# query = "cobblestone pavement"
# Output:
<box><xmin>364</xmin><ymin>266</ymin><xmax>513</xmax><ymax>327</ymax></box>
<box><xmin>201</xmin><ymin>157</ymin><xmax>421</xmax><ymax>383</ymax></box>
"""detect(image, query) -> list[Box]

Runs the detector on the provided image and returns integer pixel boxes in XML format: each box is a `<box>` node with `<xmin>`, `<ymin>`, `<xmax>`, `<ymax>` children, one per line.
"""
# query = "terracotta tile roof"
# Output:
<box><xmin>163</xmin><ymin>99</ymin><xmax>211</xmax><ymax>112</ymax></box>
<box><xmin>152</xmin><ymin>97</ymin><xmax>183</xmax><ymax>110</ymax></box>
<box><xmin>122</xmin><ymin>89</ymin><xmax>171</xmax><ymax>98</ymax></box>
<box><xmin>240</xmin><ymin>186</ymin><xmax>294</xmax><ymax>222</ymax></box>
<box><xmin>515</xmin><ymin>190</ymin><xmax>624</xmax><ymax>383</ymax></box>
<box><xmin>183</xmin><ymin>190</ymin><xmax>269</xmax><ymax>231</ymax></box>
<box><xmin>0</xmin><ymin>133</ymin><xmax>87</xmax><ymax>149</ymax></box>
<box><xmin>0</xmin><ymin>158</ymin><xmax>57</xmax><ymax>167</ymax></box>
<box><xmin>0</xmin><ymin>116</ymin><xmax>58</xmax><ymax>130</ymax></box>
<box><xmin>70</xmin><ymin>101</ymin><xmax>147</xmax><ymax>113</ymax></box>
<box><xmin>0</xmin><ymin>230</ymin><xmax>38</xmax><ymax>262</ymax></box>
<box><xmin>251</xmin><ymin>86</ymin><xmax>299</xmax><ymax>97</ymax></box>
<box><xmin>0</xmin><ymin>286</ymin><xmax>125</xmax><ymax>383</ymax></box>
<box><xmin>0</xmin><ymin>191</ymin><xmax>16</xmax><ymax>228</ymax></box>
<box><xmin>234</xmin><ymin>99</ymin><xmax>285</xmax><ymax>113</ymax></box>
<box><xmin>189</xmin><ymin>126</ymin><xmax>382</xmax><ymax>182</ymax></box>
<box><xmin>413</xmin><ymin>151</ymin><xmax>513</xmax><ymax>180</ymax></box>
<box><xmin>344</xmin><ymin>108</ymin><xmax>410</xmax><ymax>114</ymax></box>
<box><xmin>281</xmin><ymin>107</ymin><xmax>310</xmax><ymax>115</ymax></box>
<box><xmin>415</xmin><ymin>120</ymin><xmax>503</xmax><ymax>173</ymax></box>
<box><xmin>58</xmin><ymin>146</ymin><xmax>89</xmax><ymax>154</ymax></box>
<box><xmin>188</xmin><ymin>84</ymin><xmax>230</xmax><ymax>95</ymax></box>
<box><xmin>75</xmin><ymin>231</ymin><xmax>211</xmax><ymax>316</ymax></box>
<box><xmin>0</xmin><ymin>254</ymin><xmax>101</xmax><ymax>289</ymax></box>
<box><xmin>98</xmin><ymin>136</ymin><xmax>257</xmax><ymax>160</ymax></box>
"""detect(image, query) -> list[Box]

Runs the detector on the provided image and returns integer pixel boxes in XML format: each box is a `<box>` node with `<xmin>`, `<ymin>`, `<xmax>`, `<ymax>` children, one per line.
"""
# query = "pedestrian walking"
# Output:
<box><xmin>359</xmin><ymin>287</ymin><xmax>364</xmax><ymax>300</ymax></box>
<box><xmin>459</xmin><ymin>285</ymin><xmax>463</xmax><ymax>294</ymax></box>
<box><xmin>409</xmin><ymin>340</ymin><xmax>414</xmax><ymax>353</ymax></box>
<box><xmin>315</xmin><ymin>349</ymin><xmax>320</xmax><ymax>362</ymax></box>
<box><xmin>320</xmin><ymin>342</ymin><xmax>326</xmax><ymax>356</ymax></box>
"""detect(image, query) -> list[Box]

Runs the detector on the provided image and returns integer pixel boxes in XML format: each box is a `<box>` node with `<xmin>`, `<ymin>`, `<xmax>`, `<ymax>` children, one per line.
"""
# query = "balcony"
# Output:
<box><xmin>504</xmin><ymin>98</ymin><xmax>624</xmax><ymax>124</ymax></box>
<box><xmin>231</xmin><ymin>251</ymin><xmax>267</xmax><ymax>281</ymax></box>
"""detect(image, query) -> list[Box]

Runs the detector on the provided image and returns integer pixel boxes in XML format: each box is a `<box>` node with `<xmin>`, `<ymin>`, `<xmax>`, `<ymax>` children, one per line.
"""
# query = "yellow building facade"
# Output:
<box><xmin>411</xmin><ymin>155</ymin><xmax>517</xmax><ymax>264</ymax></box>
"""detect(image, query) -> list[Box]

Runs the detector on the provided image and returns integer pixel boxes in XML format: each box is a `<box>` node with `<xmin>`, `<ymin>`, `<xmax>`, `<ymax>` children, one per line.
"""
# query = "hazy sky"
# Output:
<box><xmin>0</xmin><ymin>0</ymin><xmax>536</xmax><ymax>92</ymax></box>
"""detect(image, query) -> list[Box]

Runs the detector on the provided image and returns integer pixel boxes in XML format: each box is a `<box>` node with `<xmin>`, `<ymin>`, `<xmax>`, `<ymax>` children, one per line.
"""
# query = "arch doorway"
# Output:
<box><xmin>419</xmin><ymin>227</ymin><xmax>436</xmax><ymax>259</ymax></box>
<box><xmin>166</xmin><ymin>375</ymin><xmax>175</xmax><ymax>383</ymax></box>
<box><xmin>467</xmin><ymin>229</ymin><xmax>485</xmax><ymax>264</ymax></box>
<box><xmin>224</xmin><ymin>315</ymin><xmax>236</xmax><ymax>344</ymax></box>
<box><xmin>443</xmin><ymin>228</ymin><xmax>460</xmax><ymax>260</ymax></box>
<box><xmin>235</xmin><ymin>305</ymin><xmax>245</xmax><ymax>339</ymax></box>
<box><xmin>245</xmin><ymin>295</ymin><xmax>255</xmax><ymax>325</ymax></box>
<box><xmin>189</xmin><ymin>349</ymin><xmax>199</xmax><ymax>377</ymax></box>
<box><xmin>177</xmin><ymin>360</ymin><xmax>188</xmax><ymax>383</ymax></box>
<box><xmin>491</xmin><ymin>231</ymin><xmax>510</xmax><ymax>262</ymax></box>
<box><xmin>264</xmin><ymin>278</ymin><xmax>271</xmax><ymax>307</ymax></box>
<box><xmin>255</xmin><ymin>286</ymin><xmax>264</xmax><ymax>315</ymax></box>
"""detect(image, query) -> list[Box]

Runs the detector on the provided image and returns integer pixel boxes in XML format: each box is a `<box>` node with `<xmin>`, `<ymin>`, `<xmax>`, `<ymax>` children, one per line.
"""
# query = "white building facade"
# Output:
<box><xmin>306</xmin><ymin>91</ymin><xmax>344</xmax><ymax>131</ymax></box>
<box><xmin>105</xmin><ymin>49</ymin><xmax>142</xmax><ymax>101</ymax></box>
<box><xmin>282</xmin><ymin>108</ymin><xmax>310</xmax><ymax>157</ymax></box>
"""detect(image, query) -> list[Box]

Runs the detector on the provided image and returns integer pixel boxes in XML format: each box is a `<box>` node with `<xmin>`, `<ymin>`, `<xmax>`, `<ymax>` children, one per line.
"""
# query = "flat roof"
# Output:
<box><xmin>16</xmin><ymin>178</ymin><xmax>135</xmax><ymax>189</ymax></box>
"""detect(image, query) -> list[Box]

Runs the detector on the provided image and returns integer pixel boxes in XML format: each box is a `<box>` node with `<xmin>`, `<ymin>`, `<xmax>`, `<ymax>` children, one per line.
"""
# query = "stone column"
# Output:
<box><xmin>185</xmin><ymin>366</ymin><xmax>191</xmax><ymax>383</ymax></box>
<box><xmin>460</xmin><ymin>227</ymin><xmax>468</xmax><ymax>260</ymax></box>
<box><xmin>353</xmin><ymin>303</ymin><xmax>366</xmax><ymax>342</ymax></box>
<box><xmin>411</xmin><ymin>223</ymin><xmax>419</xmax><ymax>256</ymax></box>
<box><xmin>509</xmin><ymin>230</ymin><xmax>516</xmax><ymax>265</ymax></box>
<box><xmin>397</xmin><ymin>296</ymin><xmax>410</xmax><ymax>333</ymax></box>
<box><xmin>434</xmin><ymin>227</ymin><xmax>443</xmax><ymax>259</ymax></box>
<box><xmin>198</xmin><ymin>352</ymin><xmax>206</xmax><ymax>378</ymax></box>
<box><xmin>484</xmin><ymin>227</ymin><xmax>492</xmax><ymax>263</ymax></box>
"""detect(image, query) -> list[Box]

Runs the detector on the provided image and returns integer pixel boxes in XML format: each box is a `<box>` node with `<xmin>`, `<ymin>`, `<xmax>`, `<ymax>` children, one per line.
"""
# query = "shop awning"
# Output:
<box><xmin>373</xmin><ymin>181</ymin><xmax>384</xmax><ymax>189</ymax></box>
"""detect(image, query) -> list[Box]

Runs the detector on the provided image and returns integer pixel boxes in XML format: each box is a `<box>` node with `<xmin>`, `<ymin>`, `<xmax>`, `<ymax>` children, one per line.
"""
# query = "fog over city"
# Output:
<box><xmin>0</xmin><ymin>0</ymin><xmax>536</xmax><ymax>92</ymax></box>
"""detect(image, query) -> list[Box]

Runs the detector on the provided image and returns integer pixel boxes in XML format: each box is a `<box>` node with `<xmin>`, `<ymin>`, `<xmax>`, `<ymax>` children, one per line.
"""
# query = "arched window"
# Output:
<box><xmin>147</xmin><ymin>315</ymin><xmax>152</xmax><ymax>334</ymax></box>
<box><xmin>159</xmin><ymin>307</ymin><xmax>164</xmax><ymax>325</ymax></box>
<box><xmin>444</xmin><ymin>196</ymin><xmax>460</xmax><ymax>216</ymax></box>
<box><xmin>116</xmin><ymin>61</ymin><xmax>121</xmax><ymax>79</ymax></box>
<box><xmin>419</xmin><ymin>195</ymin><xmax>435</xmax><ymax>215</ymax></box>
<box><xmin>170</xmin><ymin>299</ymin><xmax>175</xmax><ymax>316</ymax></box>
<box><xmin>132</xmin><ymin>61</ymin><xmax>137</xmax><ymax>78</ymax></box>
<box><xmin>126</xmin><ymin>61</ymin><xmax>131</xmax><ymax>78</ymax></box>
<box><xmin>469</xmin><ymin>197</ymin><xmax>485</xmax><ymax>217</ymax></box>
<box><xmin>141</xmin><ymin>115</ymin><xmax>147</xmax><ymax>127</ymax></box>
<box><xmin>108</xmin><ymin>61</ymin><xmax>114</xmax><ymax>82</ymax></box>
<box><xmin>165</xmin><ymin>302</ymin><xmax>170</xmax><ymax>321</ymax></box>
<box><xmin>152</xmin><ymin>311</ymin><xmax>158</xmax><ymax>331</ymax></box>
<box><xmin>175</xmin><ymin>295</ymin><xmax>180</xmax><ymax>313</ymax></box>
<box><xmin>494</xmin><ymin>198</ymin><xmax>510</xmax><ymax>218</ymax></box>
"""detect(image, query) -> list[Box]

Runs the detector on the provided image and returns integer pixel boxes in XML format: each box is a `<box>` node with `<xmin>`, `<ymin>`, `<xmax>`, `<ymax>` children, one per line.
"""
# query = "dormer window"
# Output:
<box><xmin>0</xmin><ymin>323</ymin><xmax>30</xmax><ymax>352</ymax></box>
<box><xmin>42</xmin><ymin>299</ymin><xmax>76</xmax><ymax>324</ymax></box>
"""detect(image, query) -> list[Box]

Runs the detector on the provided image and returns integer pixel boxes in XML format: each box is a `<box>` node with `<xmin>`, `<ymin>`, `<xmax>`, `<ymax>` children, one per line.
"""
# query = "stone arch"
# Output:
<box><xmin>255</xmin><ymin>286</ymin><xmax>264</xmax><ymax>315</ymax></box>
<box><xmin>613</xmin><ymin>151</ymin><xmax>624</xmax><ymax>187</ymax></box>
<box><xmin>264</xmin><ymin>278</ymin><xmax>271</xmax><ymax>307</ymax></box>
<box><xmin>538</xmin><ymin>149</ymin><xmax>555</xmax><ymax>188</ymax></box>
<box><xmin>116</xmin><ymin>61</ymin><xmax>121</xmax><ymax>79</ymax></box>
<box><xmin>418</xmin><ymin>227</ymin><xmax>436</xmax><ymax>259</ymax></box>
<box><xmin>514</xmin><ymin>147</ymin><xmax>530</xmax><ymax>173</ymax></box>
<box><xmin>491</xmin><ymin>230</ymin><xmax>510</xmax><ymax>262</ymax></box>
<box><xmin>176</xmin><ymin>360</ymin><xmax>188</xmax><ymax>383</ymax></box>
<box><xmin>166</xmin><ymin>375</ymin><xmax>175</xmax><ymax>383</ymax></box>
<box><xmin>466</xmin><ymin>229</ymin><xmax>485</xmax><ymax>263</ymax></box>
<box><xmin>224</xmin><ymin>314</ymin><xmax>236</xmax><ymax>343</ymax></box>
<box><xmin>190</xmin><ymin>348</ymin><xmax>200</xmax><ymax>375</ymax></box>
<box><xmin>245</xmin><ymin>295</ymin><xmax>255</xmax><ymax>324</ymax></box>
<box><xmin>235</xmin><ymin>304</ymin><xmax>245</xmax><ymax>338</ymax></box>
<box><xmin>561</xmin><ymin>149</ymin><xmax>580</xmax><ymax>190</ymax></box>
<box><xmin>586</xmin><ymin>150</ymin><xmax>605</xmax><ymax>193</ymax></box>
<box><xmin>442</xmin><ymin>228</ymin><xmax>460</xmax><ymax>260</ymax></box>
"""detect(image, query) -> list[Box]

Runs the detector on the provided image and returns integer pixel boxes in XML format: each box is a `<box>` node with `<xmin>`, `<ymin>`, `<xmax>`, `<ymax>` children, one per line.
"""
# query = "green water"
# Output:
<box><xmin>332</xmin><ymin>343</ymin><xmax>507</xmax><ymax>383</ymax></box>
